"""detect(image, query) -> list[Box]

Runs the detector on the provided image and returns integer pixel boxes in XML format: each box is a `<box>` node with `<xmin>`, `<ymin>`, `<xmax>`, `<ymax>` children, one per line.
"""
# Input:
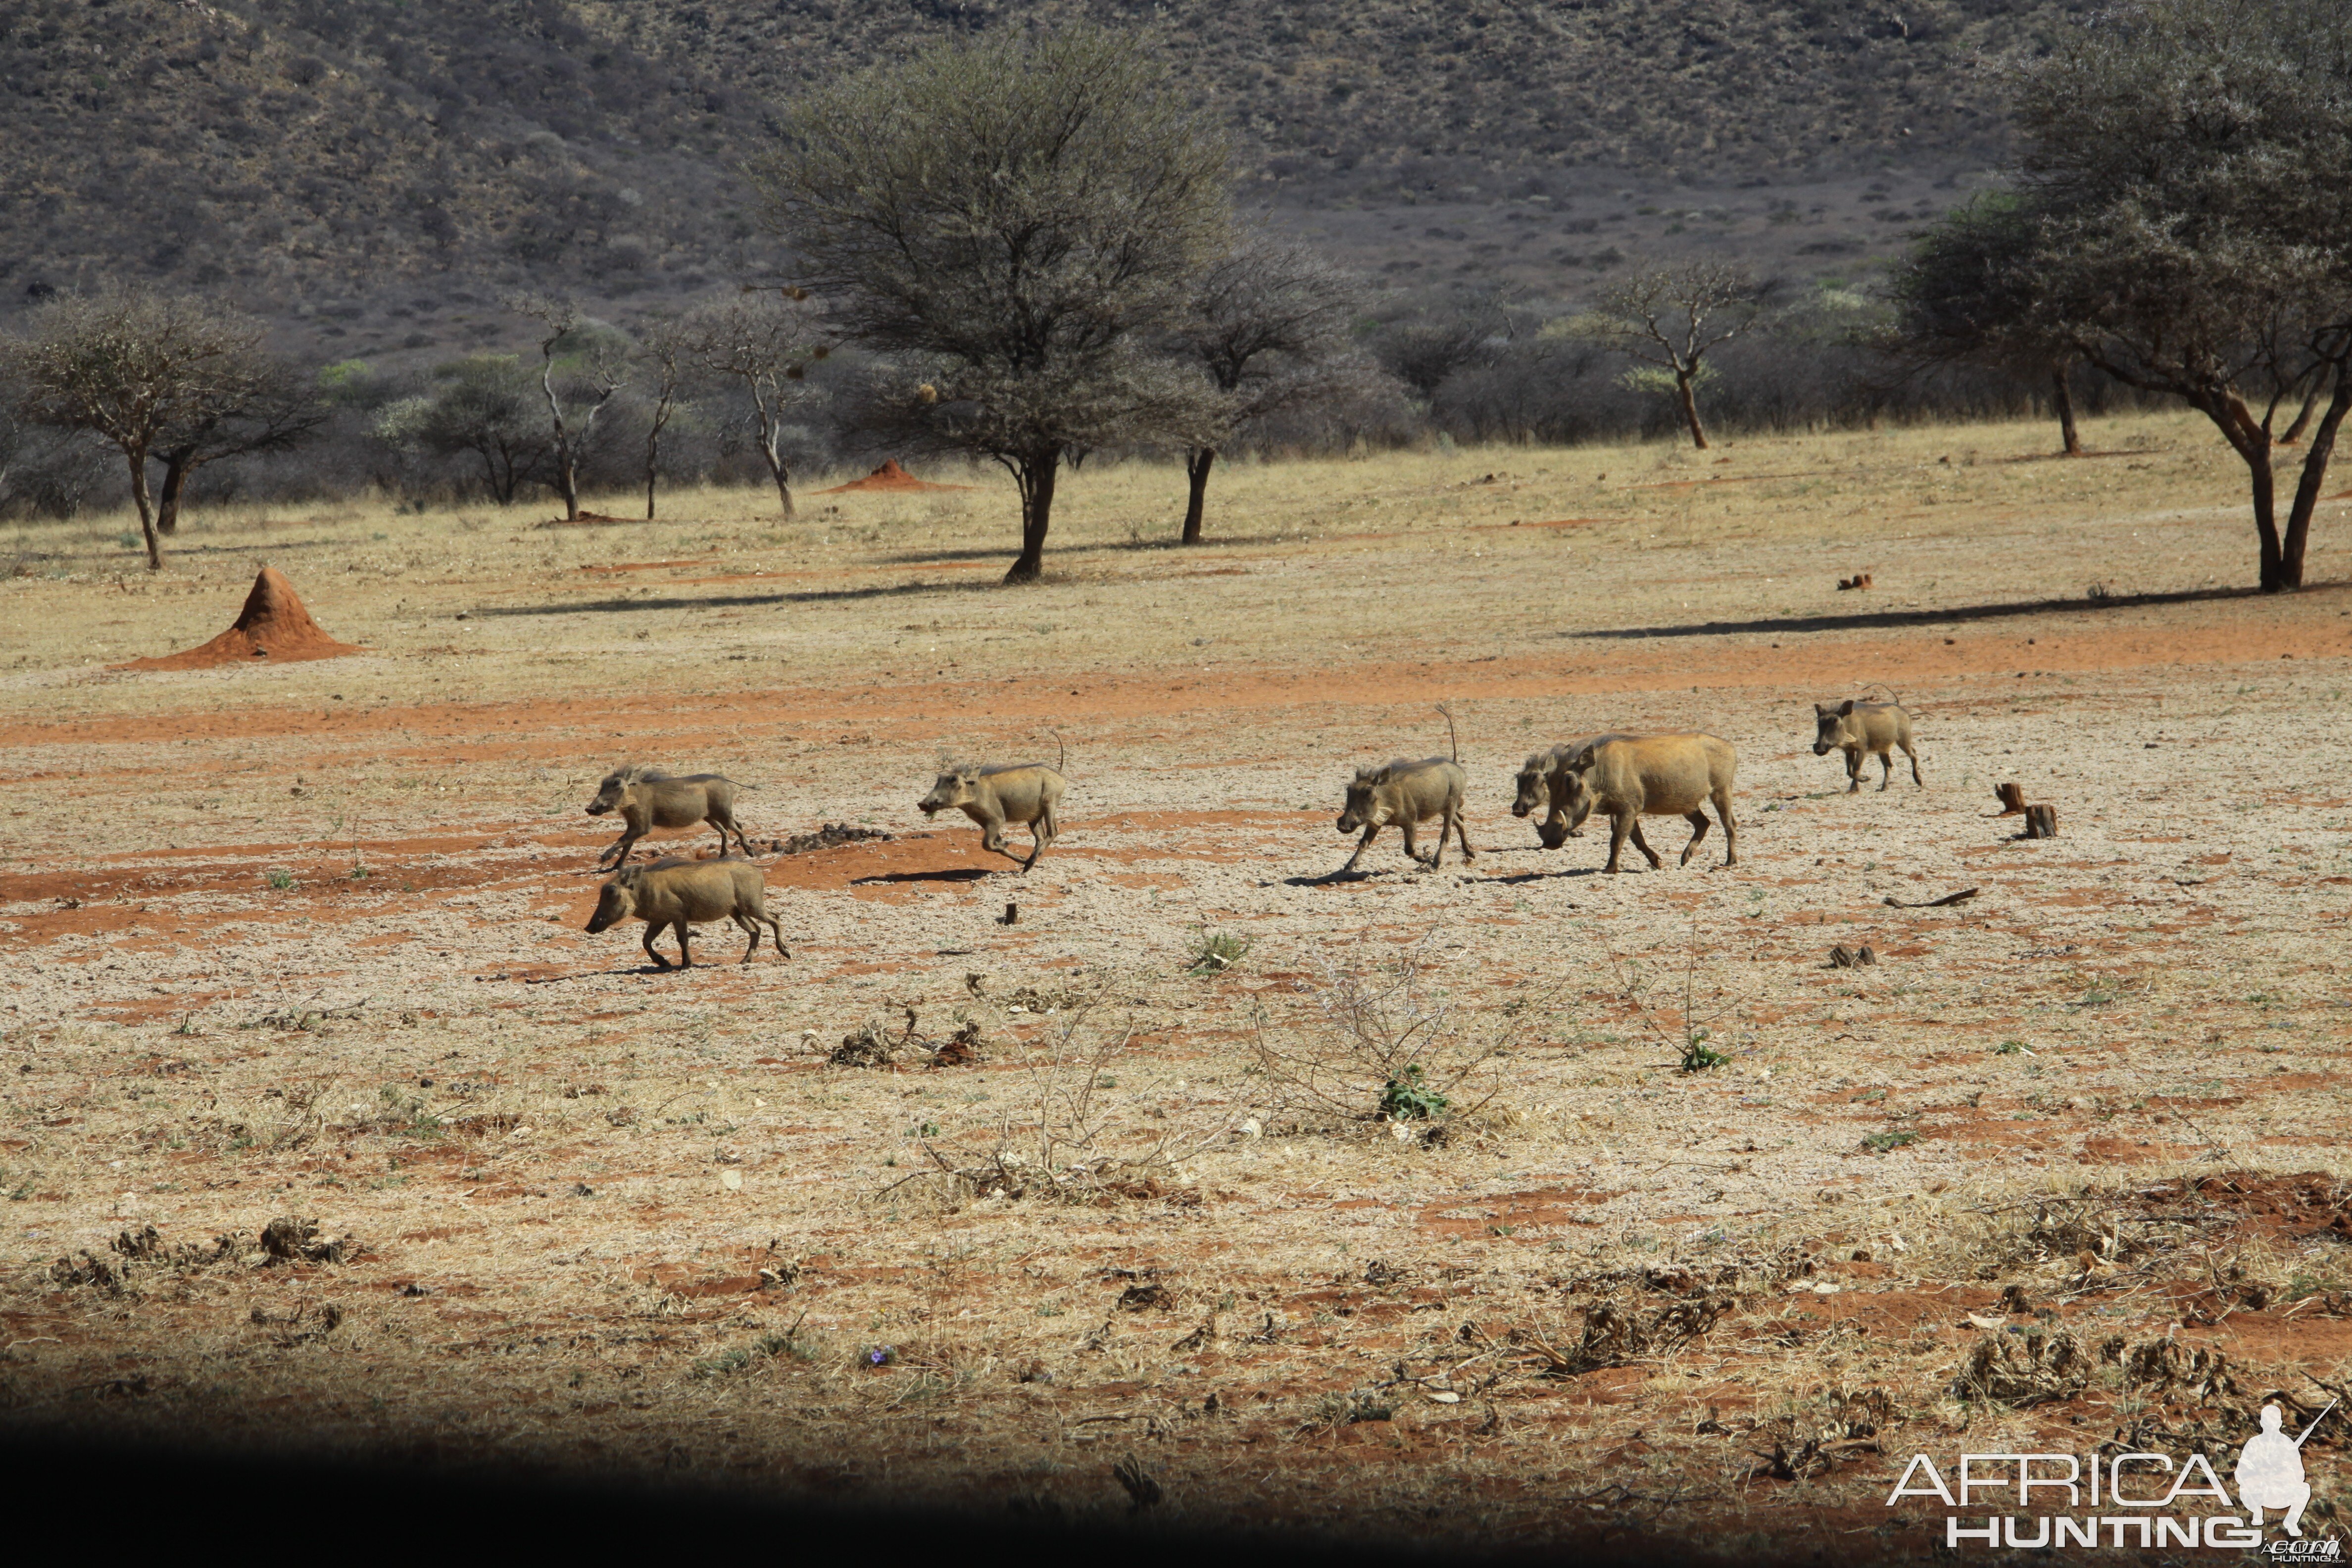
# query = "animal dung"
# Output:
<box><xmin>2022</xmin><ymin>804</ymin><xmax>2058</xmax><ymax>839</ymax></box>
<box><xmin>1836</xmin><ymin>572</ymin><xmax>1873</xmax><ymax>591</ymax></box>
<box><xmin>113</xmin><ymin>566</ymin><xmax>363</xmax><ymax>670</ymax></box>
<box><xmin>1829</xmin><ymin>944</ymin><xmax>1878</xmax><ymax>968</ymax></box>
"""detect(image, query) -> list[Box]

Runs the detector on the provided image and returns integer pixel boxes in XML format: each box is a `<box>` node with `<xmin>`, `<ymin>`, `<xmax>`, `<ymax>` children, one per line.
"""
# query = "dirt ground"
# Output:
<box><xmin>4</xmin><ymin>412</ymin><xmax>2351</xmax><ymax>1557</ymax></box>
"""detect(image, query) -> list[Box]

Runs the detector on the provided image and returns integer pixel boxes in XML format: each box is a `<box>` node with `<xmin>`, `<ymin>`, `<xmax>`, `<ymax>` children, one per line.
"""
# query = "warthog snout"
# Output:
<box><xmin>585</xmin><ymin>881</ymin><xmax>635</xmax><ymax>934</ymax></box>
<box><xmin>918</xmin><ymin>771</ymin><xmax>974</xmax><ymax>817</ymax></box>
<box><xmin>1811</xmin><ymin>738</ymin><xmax>1834</xmax><ymax>756</ymax></box>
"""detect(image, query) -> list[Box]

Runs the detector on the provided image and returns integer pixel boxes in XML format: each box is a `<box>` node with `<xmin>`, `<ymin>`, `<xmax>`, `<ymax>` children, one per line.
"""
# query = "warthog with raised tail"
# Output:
<box><xmin>918</xmin><ymin>761</ymin><xmax>1067</xmax><ymax>872</ymax></box>
<box><xmin>1336</xmin><ymin>757</ymin><xmax>1474</xmax><ymax>873</ymax></box>
<box><xmin>585</xmin><ymin>765</ymin><xmax>752</xmax><ymax>868</ymax></box>
<box><xmin>1512</xmin><ymin>734</ymin><xmax>1629</xmax><ymax>848</ymax></box>
<box><xmin>584</xmin><ymin>857</ymin><xmax>786</xmax><ymax>969</ymax></box>
<box><xmin>1560</xmin><ymin>734</ymin><xmax>1739</xmax><ymax>874</ymax></box>
<box><xmin>1813</xmin><ymin>699</ymin><xmax>1922</xmax><ymax>792</ymax></box>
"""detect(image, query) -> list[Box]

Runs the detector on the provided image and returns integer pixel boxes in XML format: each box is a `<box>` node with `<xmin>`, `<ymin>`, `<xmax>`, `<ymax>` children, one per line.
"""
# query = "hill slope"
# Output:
<box><xmin>0</xmin><ymin>0</ymin><xmax>2080</xmax><ymax>351</ymax></box>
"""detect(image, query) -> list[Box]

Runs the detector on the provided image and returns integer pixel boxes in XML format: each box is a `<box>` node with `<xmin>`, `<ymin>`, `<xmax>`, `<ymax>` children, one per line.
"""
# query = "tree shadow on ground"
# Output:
<box><xmin>1567</xmin><ymin>583</ymin><xmax>2298</xmax><ymax>641</ymax></box>
<box><xmin>871</xmin><ymin>533</ymin><xmax>1301</xmax><ymax>566</ymax></box>
<box><xmin>851</xmin><ymin>868</ymin><xmax>992</xmax><ymax>886</ymax></box>
<box><xmin>477</xmin><ymin>578</ymin><xmax>1003</xmax><ymax>617</ymax></box>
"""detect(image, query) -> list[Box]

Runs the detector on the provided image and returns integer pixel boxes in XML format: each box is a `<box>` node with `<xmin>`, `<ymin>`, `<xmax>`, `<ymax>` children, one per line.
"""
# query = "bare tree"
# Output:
<box><xmin>1887</xmin><ymin>192</ymin><xmax>2087</xmax><ymax>455</ymax></box>
<box><xmin>636</xmin><ymin>313</ymin><xmax>694</xmax><ymax>521</ymax></box>
<box><xmin>1566</xmin><ymin>262</ymin><xmax>1766</xmax><ymax>449</ymax></box>
<box><xmin>686</xmin><ymin>293</ymin><xmax>827</xmax><ymax>522</ymax></box>
<box><xmin>4</xmin><ymin>286</ymin><xmax>275</xmax><ymax>569</ymax></box>
<box><xmin>751</xmin><ymin>27</ymin><xmax>1231</xmax><ymax>583</ymax></box>
<box><xmin>507</xmin><ymin>294</ymin><xmax>625</xmax><ymax>522</ymax></box>
<box><xmin>2009</xmin><ymin>0</ymin><xmax>2352</xmax><ymax>592</ymax></box>
<box><xmin>1173</xmin><ymin>237</ymin><xmax>1366</xmax><ymax>543</ymax></box>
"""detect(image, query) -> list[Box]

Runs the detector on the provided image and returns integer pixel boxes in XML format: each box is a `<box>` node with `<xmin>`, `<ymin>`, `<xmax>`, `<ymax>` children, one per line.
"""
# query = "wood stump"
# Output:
<box><xmin>2022</xmin><ymin>805</ymin><xmax>2058</xmax><ymax>839</ymax></box>
<box><xmin>1994</xmin><ymin>782</ymin><xmax>2028</xmax><ymax>815</ymax></box>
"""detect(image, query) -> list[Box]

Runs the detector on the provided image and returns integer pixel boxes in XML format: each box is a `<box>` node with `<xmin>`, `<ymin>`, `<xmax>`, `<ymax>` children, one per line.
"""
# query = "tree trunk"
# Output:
<box><xmin>556</xmin><ymin>457</ymin><xmax>581</xmax><ymax>522</ymax></box>
<box><xmin>155</xmin><ymin>449</ymin><xmax>195</xmax><ymax>535</ymax></box>
<box><xmin>2052</xmin><ymin>363</ymin><xmax>2083</xmax><ymax>455</ymax></box>
<box><xmin>645</xmin><ymin>458</ymin><xmax>658</xmax><ymax>521</ymax></box>
<box><xmin>1675</xmin><ymin>369</ymin><xmax>1710</xmax><ymax>450</ymax></box>
<box><xmin>1181</xmin><ymin>448</ymin><xmax>1216</xmax><ymax>544</ymax></box>
<box><xmin>1006</xmin><ymin>450</ymin><xmax>1059</xmax><ymax>584</ymax></box>
<box><xmin>2279</xmin><ymin>361</ymin><xmax>2352</xmax><ymax>591</ymax></box>
<box><xmin>2279</xmin><ymin>367</ymin><xmax>2329</xmax><ymax>446</ymax></box>
<box><xmin>126</xmin><ymin>446</ymin><xmax>161</xmax><ymax>572</ymax></box>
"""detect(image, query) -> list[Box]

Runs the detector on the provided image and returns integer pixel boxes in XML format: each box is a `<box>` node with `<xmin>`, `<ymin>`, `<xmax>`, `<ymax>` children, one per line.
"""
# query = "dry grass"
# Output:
<box><xmin>3</xmin><ymin>410</ymin><xmax>2351</xmax><ymax>1548</ymax></box>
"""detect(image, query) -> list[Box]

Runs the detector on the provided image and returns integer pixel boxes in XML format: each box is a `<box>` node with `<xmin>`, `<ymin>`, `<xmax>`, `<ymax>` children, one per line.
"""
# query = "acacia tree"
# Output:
<box><xmin>2009</xmin><ymin>0</ymin><xmax>2352</xmax><ymax>591</ymax></box>
<box><xmin>1888</xmin><ymin>193</ymin><xmax>2089</xmax><ymax>455</ymax></box>
<box><xmin>1567</xmin><ymin>262</ymin><xmax>1765</xmax><ymax>449</ymax></box>
<box><xmin>1173</xmin><ymin>237</ymin><xmax>1365</xmax><ymax>543</ymax></box>
<box><xmin>508</xmin><ymin>294</ymin><xmax>626</xmax><ymax>522</ymax></box>
<box><xmin>4</xmin><ymin>287</ymin><xmax>280</xmax><ymax>570</ymax></box>
<box><xmin>374</xmin><ymin>356</ymin><xmax>548</xmax><ymax>504</ymax></box>
<box><xmin>751</xmin><ymin>27</ymin><xmax>1231</xmax><ymax>583</ymax></box>
<box><xmin>152</xmin><ymin>355</ymin><xmax>327</xmax><ymax>535</ymax></box>
<box><xmin>686</xmin><ymin>293</ymin><xmax>827</xmax><ymax>522</ymax></box>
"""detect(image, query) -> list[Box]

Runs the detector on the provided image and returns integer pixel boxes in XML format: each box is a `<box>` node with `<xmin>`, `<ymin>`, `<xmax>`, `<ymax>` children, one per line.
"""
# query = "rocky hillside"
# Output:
<box><xmin>0</xmin><ymin>0</ymin><xmax>2082</xmax><ymax>354</ymax></box>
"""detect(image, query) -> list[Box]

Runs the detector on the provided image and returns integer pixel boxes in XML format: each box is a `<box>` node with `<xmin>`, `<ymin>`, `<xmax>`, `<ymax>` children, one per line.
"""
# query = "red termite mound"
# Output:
<box><xmin>114</xmin><ymin>566</ymin><xmax>365</xmax><ymax>671</ymax></box>
<box><xmin>814</xmin><ymin>460</ymin><xmax>972</xmax><ymax>494</ymax></box>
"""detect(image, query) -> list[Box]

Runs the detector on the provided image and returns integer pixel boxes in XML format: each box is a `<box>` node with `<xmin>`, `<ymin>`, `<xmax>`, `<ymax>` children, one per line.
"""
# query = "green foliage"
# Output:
<box><xmin>1677</xmin><ymin>1027</ymin><xmax>1730</xmax><ymax>1074</ymax></box>
<box><xmin>1863</xmin><ymin>1129</ymin><xmax>1920</xmax><ymax>1153</ymax></box>
<box><xmin>1186</xmin><ymin>930</ymin><xmax>1254</xmax><ymax>977</ymax></box>
<box><xmin>265</xmin><ymin>868</ymin><xmax>297</xmax><ymax>891</ymax></box>
<box><xmin>1378</xmin><ymin>1062</ymin><xmax>1451</xmax><ymax>1121</ymax></box>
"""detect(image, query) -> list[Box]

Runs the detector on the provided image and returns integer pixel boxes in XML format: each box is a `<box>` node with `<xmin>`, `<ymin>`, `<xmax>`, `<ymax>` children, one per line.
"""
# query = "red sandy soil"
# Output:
<box><xmin>814</xmin><ymin>460</ymin><xmax>972</xmax><ymax>494</ymax></box>
<box><xmin>111</xmin><ymin>567</ymin><xmax>363</xmax><ymax>671</ymax></box>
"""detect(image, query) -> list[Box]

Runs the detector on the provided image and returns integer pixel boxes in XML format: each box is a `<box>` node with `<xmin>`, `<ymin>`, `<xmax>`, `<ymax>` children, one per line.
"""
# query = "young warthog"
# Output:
<box><xmin>585</xmin><ymin>765</ymin><xmax>752</xmax><ymax>868</ymax></box>
<box><xmin>584</xmin><ymin>856</ymin><xmax>787</xmax><ymax>969</ymax></box>
<box><xmin>1812</xmin><ymin>700</ymin><xmax>1922</xmax><ymax>792</ymax></box>
<box><xmin>1336</xmin><ymin>757</ymin><xmax>1474</xmax><ymax>873</ymax></box>
<box><xmin>1561</xmin><ymin>734</ymin><xmax>1739</xmax><ymax>874</ymax></box>
<box><xmin>1511</xmin><ymin>734</ymin><xmax>1629</xmax><ymax>848</ymax></box>
<box><xmin>918</xmin><ymin>762</ymin><xmax>1066</xmax><ymax>872</ymax></box>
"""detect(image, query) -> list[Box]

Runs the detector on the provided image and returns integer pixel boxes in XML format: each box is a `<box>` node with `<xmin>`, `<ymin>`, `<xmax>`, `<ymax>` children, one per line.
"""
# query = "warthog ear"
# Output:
<box><xmin>1839</xmin><ymin>699</ymin><xmax>1856</xmax><ymax>716</ymax></box>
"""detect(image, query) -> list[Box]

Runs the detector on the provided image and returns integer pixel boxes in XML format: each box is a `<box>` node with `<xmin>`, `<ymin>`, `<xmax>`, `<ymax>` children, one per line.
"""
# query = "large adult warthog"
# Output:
<box><xmin>1335</xmin><ymin>757</ymin><xmax>1475</xmax><ymax>873</ymax></box>
<box><xmin>1511</xmin><ymin>734</ymin><xmax>1629</xmax><ymax>849</ymax></box>
<box><xmin>1813</xmin><ymin>699</ymin><xmax>1922</xmax><ymax>793</ymax></box>
<box><xmin>918</xmin><ymin>761</ymin><xmax>1067</xmax><ymax>872</ymax></box>
<box><xmin>584</xmin><ymin>856</ymin><xmax>787</xmax><ymax>969</ymax></box>
<box><xmin>585</xmin><ymin>765</ymin><xmax>752</xmax><ymax>868</ymax></box>
<box><xmin>1560</xmin><ymin>734</ymin><xmax>1739</xmax><ymax>874</ymax></box>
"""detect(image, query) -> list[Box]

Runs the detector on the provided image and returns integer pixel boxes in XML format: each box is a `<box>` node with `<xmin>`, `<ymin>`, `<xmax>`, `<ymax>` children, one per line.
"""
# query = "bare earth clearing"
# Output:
<box><xmin>3</xmin><ymin>413</ymin><xmax>2351</xmax><ymax>1557</ymax></box>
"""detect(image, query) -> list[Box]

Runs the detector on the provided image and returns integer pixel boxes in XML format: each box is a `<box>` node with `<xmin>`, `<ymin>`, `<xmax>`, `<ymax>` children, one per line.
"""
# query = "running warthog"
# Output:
<box><xmin>1813</xmin><ymin>699</ymin><xmax>1922</xmax><ymax>792</ymax></box>
<box><xmin>1512</xmin><ymin>734</ymin><xmax>1629</xmax><ymax>848</ymax></box>
<box><xmin>1560</xmin><ymin>734</ymin><xmax>1739</xmax><ymax>874</ymax></box>
<box><xmin>1336</xmin><ymin>757</ymin><xmax>1474</xmax><ymax>873</ymax></box>
<box><xmin>918</xmin><ymin>762</ymin><xmax>1066</xmax><ymax>872</ymax></box>
<box><xmin>584</xmin><ymin>856</ymin><xmax>786</xmax><ymax>969</ymax></box>
<box><xmin>585</xmin><ymin>765</ymin><xmax>752</xmax><ymax>868</ymax></box>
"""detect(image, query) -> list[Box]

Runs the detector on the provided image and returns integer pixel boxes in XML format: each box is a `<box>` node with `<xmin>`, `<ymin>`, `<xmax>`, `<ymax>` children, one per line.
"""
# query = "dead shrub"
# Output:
<box><xmin>1247</xmin><ymin>936</ymin><xmax>1536</xmax><ymax>1134</ymax></box>
<box><xmin>1952</xmin><ymin>1323</ymin><xmax>2089</xmax><ymax>1405</ymax></box>
<box><xmin>1466</xmin><ymin>1292</ymin><xmax>1732</xmax><ymax>1379</ymax></box>
<box><xmin>831</xmin><ymin>1004</ymin><xmax>984</xmax><ymax>1069</ymax></box>
<box><xmin>1747</xmin><ymin>1386</ymin><xmax>1898</xmax><ymax>1479</ymax></box>
<box><xmin>259</xmin><ymin>1216</ymin><xmax>352</xmax><ymax>1265</ymax></box>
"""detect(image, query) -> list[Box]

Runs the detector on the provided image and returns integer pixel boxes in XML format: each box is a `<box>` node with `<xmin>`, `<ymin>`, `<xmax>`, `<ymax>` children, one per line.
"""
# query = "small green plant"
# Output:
<box><xmin>1863</xmin><ymin>1129</ymin><xmax>1920</xmax><ymax>1154</ymax></box>
<box><xmin>172</xmin><ymin>1014</ymin><xmax>200</xmax><ymax>1036</ymax></box>
<box><xmin>1187</xmin><ymin>930</ymin><xmax>1253</xmax><ymax>976</ymax></box>
<box><xmin>266</xmin><ymin>868</ymin><xmax>297</xmax><ymax>891</ymax></box>
<box><xmin>1994</xmin><ymin>1040</ymin><xmax>2029</xmax><ymax>1056</ymax></box>
<box><xmin>1678</xmin><ymin>1026</ymin><xmax>1730</xmax><ymax>1073</ymax></box>
<box><xmin>1379</xmin><ymin>1063</ymin><xmax>1451</xmax><ymax>1121</ymax></box>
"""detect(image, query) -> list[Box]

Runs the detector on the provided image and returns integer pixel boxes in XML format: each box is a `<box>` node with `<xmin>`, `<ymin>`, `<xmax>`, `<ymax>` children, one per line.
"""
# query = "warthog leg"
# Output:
<box><xmin>599</xmin><ymin>825</ymin><xmax>643</xmax><ymax>868</ymax></box>
<box><xmin>732</xmin><ymin>911</ymin><xmax>786</xmax><ymax>963</ymax></box>
<box><xmin>1679</xmin><ymin>810</ymin><xmax>1712</xmax><ymax>867</ymax></box>
<box><xmin>1339</xmin><ymin>824</ymin><xmax>1380</xmax><ymax>873</ymax></box>
<box><xmin>1714</xmin><ymin>790</ymin><xmax>1739</xmax><ymax>867</ymax></box>
<box><xmin>1903</xmin><ymin>740</ymin><xmax>1924</xmax><ymax>787</ymax></box>
<box><xmin>1021</xmin><ymin>805</ymin><xmax>1058</xmax><ymax>873</ymax></box>
<box><xmin>1844</xmin><ymin>747</ymin><xmax>1865</xmax><ymax>793</ymax></box>
<box><xmin>710</xmin><ymin>804</ymin><xmax>754</xmax><ymax>857</ymax></box>
<box><xmin>641</xmin><ymin>921</ymin><xmax>678</xmax><ymax>971</ymax></box>
<box><xmin>1450</xmin><ymin>805</ymin><xmax>1477</xmax><ymax>864</ymax></box>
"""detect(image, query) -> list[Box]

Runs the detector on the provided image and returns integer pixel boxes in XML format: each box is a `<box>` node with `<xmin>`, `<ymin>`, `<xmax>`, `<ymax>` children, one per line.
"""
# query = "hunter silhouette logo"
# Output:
<box><xmin>2239</xmin><ymin>1400</ymin><xmax>2332</xmax><ymax>1538</ymax></box>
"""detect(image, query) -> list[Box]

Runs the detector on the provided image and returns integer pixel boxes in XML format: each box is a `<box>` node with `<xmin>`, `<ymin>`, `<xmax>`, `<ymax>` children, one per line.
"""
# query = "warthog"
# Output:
<box><xmin>1812</xmin><ymin>699</ymin><xmax>1922</xmax><ymax>792</ymax></box>
<box><xmin>1511</xmin><ymin>734</ymin><xmax>1630</xmax><ymax>848</ymax></box>
<box><xmin>918</xmin><ymin>762</ymin><xmax>1066</xmax><ymax>872</ymax></box>
<box><xmin>1336</xmin><ymin>757</ymin><xmax>1474</xmax><ymax>873</ymax></box>
<box><xmin>584</xmin><ymin>856</ymin><xmax>787</xmax><ymax>969</ymax></box>
<box><xmin>1560</xmin><ymin>734</ymin><xmax>1739</xmax><ymax>874</ymax></box>
<box><xmin>585</xmin><ymin>765</ymin><xmax>752</xmax><ymax>868</ymax></box>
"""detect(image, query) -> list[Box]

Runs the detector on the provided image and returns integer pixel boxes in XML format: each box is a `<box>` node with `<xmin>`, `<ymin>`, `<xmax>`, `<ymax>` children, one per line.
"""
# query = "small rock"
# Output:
<box><xmin>719</xmin><ymin>1169</ymin><xmax>742</xmax><ymax>1191</ymax></box>
<box><xmin>1428</xmin><ymin>1390</ymin><xmax>1461</xmax><ymax>1404</ymax></box>
<box><xmin>1236</xmin><ymin>1118</ymin><xmax>1262</xmax><ymax>1140</ymax></box>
